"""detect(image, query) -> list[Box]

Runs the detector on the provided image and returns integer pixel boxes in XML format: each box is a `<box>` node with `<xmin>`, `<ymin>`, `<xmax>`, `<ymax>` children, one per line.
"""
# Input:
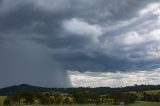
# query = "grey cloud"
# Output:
<box><xmin>0</xmin><ymin>38</ymin><xmax>71</xmax><ymax>88</ymax></box>
<box><xmin>0</xmin><ymin>0</ymin><xmax>160</xmax><ymax>87</ymax></box>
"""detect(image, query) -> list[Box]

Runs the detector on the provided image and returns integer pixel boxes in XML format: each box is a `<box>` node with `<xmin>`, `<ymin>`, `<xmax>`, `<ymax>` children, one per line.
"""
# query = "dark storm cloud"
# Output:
<box><xmin>0</xmin><ymin>0</ymin><xmax>160</xmax><ymax>87</ymax></box>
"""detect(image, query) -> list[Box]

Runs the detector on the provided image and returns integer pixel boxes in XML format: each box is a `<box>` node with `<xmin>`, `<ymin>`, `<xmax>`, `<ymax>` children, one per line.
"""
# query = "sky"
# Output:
<box><xmin>0</xmin><ymin>0</ymin><xmax>160</xmax><ymax>88</ymax></box>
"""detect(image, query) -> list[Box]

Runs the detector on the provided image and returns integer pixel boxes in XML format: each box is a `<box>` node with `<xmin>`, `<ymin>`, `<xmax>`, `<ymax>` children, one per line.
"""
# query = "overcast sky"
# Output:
<box><xmin>0</xmin><ymin>0</ymin><xmax>160</xmax><ymax>88</ymax></box>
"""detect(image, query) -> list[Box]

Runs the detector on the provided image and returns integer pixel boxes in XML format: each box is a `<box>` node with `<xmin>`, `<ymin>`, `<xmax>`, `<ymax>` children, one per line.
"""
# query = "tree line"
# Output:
<box><xmin>2</xmin><ymin>84</ymin><xmax>160</xmax><ymax>105</ymax></box>
<box><xmin>3</xmin><ymin>90</ymin><xmax>138</xmax><ymax>105</ymax></box>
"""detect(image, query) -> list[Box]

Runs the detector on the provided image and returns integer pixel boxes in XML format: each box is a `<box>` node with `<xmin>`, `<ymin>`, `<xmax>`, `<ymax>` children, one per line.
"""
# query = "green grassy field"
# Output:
<box><xmin>45</xmin><ymin>102</ymin><xmax>160</xmax><ymax>106</ymax></box>
<box><xmin>30</xmin><ymin>102</ymin><xmax>160</xmax><ymax>106</ymax></box>
<box><xmin>127</xmin><ymin>101</ymin><xmax>160</xmax><ymax>106</ymax></box>
<box><xmin>0</xmin><ymin>96</ymin><xmax>160</xmax><ymax>106</ymax></box>
<box><xmin>5</xmin><ymin>102</ymin><xmax>159</xmax><ymax>106</ymax></box>
<box><xmin>129</xmin><ymin>90</ymin><xmax>160</xmax><ymax>100</ymax></box>
<box><xmin>130</xmin><ymin>90</ymin><xmax>160</xmax><ymax>94</ymax></box>
<box><xmin>145</xmin><ymin>90</ymin><xmax>160</xmax><ymax>94</ymax></box>
<box><xmin>69</xmin><ymin>102</ymin><xmax>160</xmax><ymax>106</ymax></box>
<box><xmin>0</xmin><ymin>96</ymin><xmax>6</xmax><ymax>106</ymax></box>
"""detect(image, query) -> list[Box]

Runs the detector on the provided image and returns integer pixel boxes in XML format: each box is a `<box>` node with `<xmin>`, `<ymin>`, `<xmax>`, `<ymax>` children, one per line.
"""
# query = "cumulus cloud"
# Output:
<box><xmin>69</xmin><ymin>69</ymin><xmax>160</xmax><ymax>87</ymax></box>
<box><xmin>99</xmin><ymin>1</ymin><xmax>160</xmax><ymax>64</ymax></box>
<box><xmin>139</xmin><ymin>2</ymin><xmax>160</xmax><ymax>16</ymax></box>
<box><xmin>115</xmin><ymin>31</ymin><xmax>145</xmax><ymax>45</ymax></box>
<box><xmin>62</xmin><ymin>18</ymin><xmax>102</xmax><ymax>43</ymax></box>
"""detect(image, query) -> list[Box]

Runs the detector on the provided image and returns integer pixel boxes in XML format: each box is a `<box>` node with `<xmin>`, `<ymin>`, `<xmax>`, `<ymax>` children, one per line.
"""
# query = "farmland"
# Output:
<box><xmin>0</xmin><ymin>96</ymin><xmax>6</xmax><ymax>106</ymax></box>
<box><xmin>0</xmin><ymin>96</ymin><xmax>160</xmax><ymax>106</ymax></box>
<box><xmin>0</xmin><ymin>85</ymin><xmax>160</xmax><ymax>106</ymax></box>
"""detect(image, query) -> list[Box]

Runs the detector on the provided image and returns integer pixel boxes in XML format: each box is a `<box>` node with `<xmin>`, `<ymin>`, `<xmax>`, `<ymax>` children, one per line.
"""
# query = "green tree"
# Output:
<box><xmin>63</xmin><ymin>97</ymin><xmax>70</xmax><ymax>104</ymax></box>
<box><xmin>54</xmin><ymin>93</ymin><xmax>62</xmax><ymax>105</ymax></box>
<box><xmin>3</xmin><ymin>97</ymin><xmax>11</xmax><ymax>106</ymax></box>
<box><xmin>21</xmin><ymin>91</ymin><xmax>35</xmax><ymax>105</ymax></box>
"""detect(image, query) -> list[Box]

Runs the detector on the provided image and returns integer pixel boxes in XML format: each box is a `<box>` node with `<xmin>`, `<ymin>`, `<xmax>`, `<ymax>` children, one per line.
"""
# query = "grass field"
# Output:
<box><xmin>127</xmin><ymin>101</ymin><xmax>160</xmax><ymax>106</ymax></box>
<box><xmin>28</xmin><ymin>102</ymin><xmax>160</xmax><ymax>106</ymax></box>
<box><xmin>65</xmin><ymin>102</ymin><xmax>160</xmax><ymax>106</ymax></box>
<box><xmin>0</xmin><ymin>96</ymin><xmax>160</xmax><ymax>106</ymax></box>
<box><xmin>130</xmin><ymin>90</ymin><xmax>160</xmax><ymax>94</ymax></box>
<box><xmin>0</xmin><ymin>96</ymin><xmax>6</xmax><ymax>106</ymax></box>
<box><xmin>145</xmin><ymin>90</ymin><xmax>160</xmax><ymax>94</ymax></box>
<box><xmin>129</xmin><ymin>89</ymin><xmax>160</xmax><ymax>100</ymax></box>
<box><xmin>0</xmin><ymin>102</ymin><xmax>157</xmax><ymax>106</ymax></box>
<box><xmin>43</xmin><ymin>102</ymin><xmax>160</xmax><ymax>106</ymax></box>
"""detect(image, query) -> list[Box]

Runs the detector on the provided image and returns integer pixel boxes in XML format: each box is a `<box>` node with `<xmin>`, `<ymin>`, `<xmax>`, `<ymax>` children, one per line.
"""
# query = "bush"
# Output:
<box><xmin>3</xmin><ymin>97</ymin><xmax>11</xmax><ymax>106</ymax></box>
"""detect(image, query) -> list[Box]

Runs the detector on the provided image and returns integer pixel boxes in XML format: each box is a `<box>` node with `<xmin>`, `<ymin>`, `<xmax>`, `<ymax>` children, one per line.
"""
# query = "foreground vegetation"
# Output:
<box><xmin>128</xmin><ymin>101</ymin><xmax>160</xmax><ymax>106</ymax></box>
<box><xmin>0</xmin><ymin>95</ymin><xmax>160</xmax><ymax>106</ymax></box>
<box><xmin>1</xmin><ymin>90</ymin><xmax>160</xmax><ymax>106</ymax></box>
<box><xmin>0</xmin><ymin>100</ymin><xmax>160</xmax><ymax>106</ymax></box>
<box><xmin>0</xmin><ymin>84</ymin><xmax>160</xmax><ymax>106</ymax></box>
<box><xmin>2</xmin><ymin>91</ymin><xmax>138</xmax><ymax>106</ymax></box>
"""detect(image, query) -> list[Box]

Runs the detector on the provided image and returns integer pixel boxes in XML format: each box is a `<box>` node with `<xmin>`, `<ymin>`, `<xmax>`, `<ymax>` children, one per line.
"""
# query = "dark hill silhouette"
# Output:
<box><xmin>0</xmin><ymin>84</ymin><xmax>160</xmax><ymax>96</ymax></box>
<box><xmin>0</xmin><ymin>84</ymin><xmax>52</xmax><ymax>95</ymax></box>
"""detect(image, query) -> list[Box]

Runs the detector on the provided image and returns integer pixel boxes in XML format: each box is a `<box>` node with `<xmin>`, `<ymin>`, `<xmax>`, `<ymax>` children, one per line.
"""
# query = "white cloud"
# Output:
<box><xmin>62</xmin><ymin>18</ymin><xmax>102</xmax><ymax>43</ymax></box>
<box><xmin>115</xmin><ymin>31</ymin><xmax>145</xmax><ymax>45</ymax></box>
<box><xmin>113</xmin><ymin>29</ymin><xmax>160</xmax><ymax>46</ymax></box>
<box><xmin>69</xmin><ymin>69</ymin><xmax>160</xmax><ymax>87</ymax></box>
<box><xmin>139</xmin><ymin>3</ymin><xmax>160</xmax><ymax>16</ymax></box>
<box><xmin>149</xmin><ymin>29</ymin><xmax>160</xmax><ymax>41</ymax></box>
<box><xmin>100</xmin><ymin>2</ymin><xmax>160</xmax><ymax>62</ymax></box>
<box><xmin>101</xmin><ymin>29</ymin><xmax>160</xmax><ymax>61</ymax></box>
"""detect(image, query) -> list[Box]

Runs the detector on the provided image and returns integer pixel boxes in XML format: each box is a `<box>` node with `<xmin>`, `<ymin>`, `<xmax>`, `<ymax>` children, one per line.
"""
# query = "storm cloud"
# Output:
<box><xmin>0</xmin><ymin>0</ymin><xmax>160</xmax><ymax>87</ymax></box>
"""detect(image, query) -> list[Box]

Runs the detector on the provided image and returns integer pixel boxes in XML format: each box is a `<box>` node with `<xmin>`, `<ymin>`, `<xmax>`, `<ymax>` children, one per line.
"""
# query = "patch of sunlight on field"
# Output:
<box><xmin>0</xmin><ymin>96</ymin><xmax>6</xmax><ymax>106</ymax></box>
<box><xmin>0</xmin><ymin>101</ymin><xmax>159</xmax><ymax>106</ymax></box>
<box><xmin>145</xmin><ymin>90</ymin><xmax>160</xmax><ymax>94</ymax></box>
<box><xmin>127</xmin><ymin>101</ymin><xmax>160</xmax><ymax>106</ymax></box>
<box><xmin>23</xmin><ymin>104</ymin><xmax>116</xmax><ymax>106</ymax></box>
<box><xmin>21</xmin><ymin>102</ymin><xmax>160</xmax><ymax>106</ymax></box>
<box><xmin>47</xmin><ymin>102</ymin><xmax>160</xmax><ymax>106</ymax></box>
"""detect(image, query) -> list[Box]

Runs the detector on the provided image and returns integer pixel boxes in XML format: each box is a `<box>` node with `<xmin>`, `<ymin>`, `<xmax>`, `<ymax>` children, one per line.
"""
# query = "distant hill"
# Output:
<box><xmin>0</xmin><ymin>84</ymin><xmax>160</xmax><ymax>96</ymax></box>
<box><xmin>0</xmin><ymin>84</ymin><xmax>52</xmax><ymax>95</ymax></box>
